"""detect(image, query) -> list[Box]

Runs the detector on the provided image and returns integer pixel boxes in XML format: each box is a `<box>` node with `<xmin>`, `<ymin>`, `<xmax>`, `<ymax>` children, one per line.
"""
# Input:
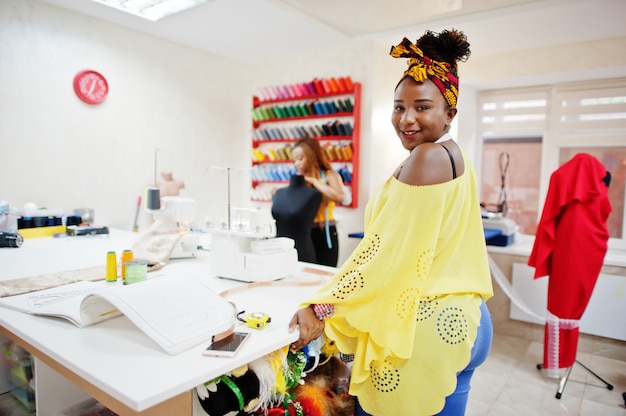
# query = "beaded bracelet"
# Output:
<box><xmin>312</xmin><ymin>303</ymin><xmax>335</xmax><ymax>321</ymax></box>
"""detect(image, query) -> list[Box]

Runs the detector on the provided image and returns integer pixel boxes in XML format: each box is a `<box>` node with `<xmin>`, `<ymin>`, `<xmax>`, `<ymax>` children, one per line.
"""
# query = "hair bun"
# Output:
<box><xmin>416</xmin><ymin>29</ymin><xmax>471</xmax><ymax>71</ymax></box>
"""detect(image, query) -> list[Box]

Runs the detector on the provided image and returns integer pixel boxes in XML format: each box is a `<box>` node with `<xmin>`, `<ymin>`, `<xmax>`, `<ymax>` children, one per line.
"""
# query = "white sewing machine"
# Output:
<box><xmin>208</xmin><ymin>207</ymin><xmax>298</xmax><ymax>282</ymax></box>
<box><xmin>151</xmin><ymin>196</ymin><xmax>200</xmax><ymax>258</ymax></box>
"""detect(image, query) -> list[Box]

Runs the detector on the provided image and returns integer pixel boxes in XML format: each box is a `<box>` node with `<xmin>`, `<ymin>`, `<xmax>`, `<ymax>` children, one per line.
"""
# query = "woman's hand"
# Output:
<box><xmin>288</xmin><ymin>306</ymin><xmax>325</xmax><ymax>352</ymax></box>
<box><xmin>303</xmin><ymin>170</ymin><xmax>346</xmax><ymax>204</ymax></box>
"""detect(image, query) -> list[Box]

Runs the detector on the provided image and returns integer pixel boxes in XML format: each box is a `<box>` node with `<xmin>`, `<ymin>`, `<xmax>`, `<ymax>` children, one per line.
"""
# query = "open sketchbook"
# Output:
<box><xmin>0</xmin><ymin>274</ymin><xmax>236</xmax><ymax>355</ymax></box>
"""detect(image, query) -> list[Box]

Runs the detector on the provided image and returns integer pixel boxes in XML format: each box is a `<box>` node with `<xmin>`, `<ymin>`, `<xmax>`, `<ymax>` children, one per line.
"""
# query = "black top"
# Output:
<box><xmin>271</xmin><ymin>175</ymin><xmax>322</xmax><ymax>263</ymax></box>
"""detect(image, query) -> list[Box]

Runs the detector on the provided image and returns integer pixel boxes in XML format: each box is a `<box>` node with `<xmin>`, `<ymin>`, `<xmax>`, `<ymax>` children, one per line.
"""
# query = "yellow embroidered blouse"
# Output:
<box><xmin>304</xmin><ymin>156</ymin><xmax>493</xmax><ymax>415</ymax></box>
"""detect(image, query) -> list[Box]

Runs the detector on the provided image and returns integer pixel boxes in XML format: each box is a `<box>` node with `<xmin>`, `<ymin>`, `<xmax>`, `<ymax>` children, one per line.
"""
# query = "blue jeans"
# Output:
<box><xmin>356</xmin><ymin>299</ymin><xmax>493</xmax><ymax>416</ymax></box>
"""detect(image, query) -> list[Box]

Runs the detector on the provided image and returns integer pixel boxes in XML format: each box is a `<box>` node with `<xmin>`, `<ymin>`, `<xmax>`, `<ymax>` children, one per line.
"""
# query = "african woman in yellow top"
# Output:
<box><xmin>289</xmin><ymin>29</ymin><xmax>493</xmax><ymax>415</ymax></box>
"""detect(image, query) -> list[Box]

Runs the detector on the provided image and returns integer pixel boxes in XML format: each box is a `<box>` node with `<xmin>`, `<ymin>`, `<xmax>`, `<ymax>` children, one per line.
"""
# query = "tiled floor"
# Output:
<box><xmin>466</xmin><ymin>333</ymin><xmax>626</xmax><ymax>416</ymax></box>
<box><xmin>0</xmin><ymin>333</ymin><xmax>624</xmax><ymax>415</ymax></box>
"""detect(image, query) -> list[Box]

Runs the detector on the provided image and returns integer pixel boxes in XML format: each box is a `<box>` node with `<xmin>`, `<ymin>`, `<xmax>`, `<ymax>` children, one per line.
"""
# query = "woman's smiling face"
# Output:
<box><xmin>391</xmin><ymin>77</ymin><xmax>456</xmax><ymax>151</ymax></box>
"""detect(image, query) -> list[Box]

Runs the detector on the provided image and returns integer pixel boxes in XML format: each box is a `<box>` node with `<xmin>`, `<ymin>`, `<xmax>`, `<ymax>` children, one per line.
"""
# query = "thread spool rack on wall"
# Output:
<box><xmin>250</xmin><ymin>77</ymin><xmax>361</xmax><ymax>208</ymax></box>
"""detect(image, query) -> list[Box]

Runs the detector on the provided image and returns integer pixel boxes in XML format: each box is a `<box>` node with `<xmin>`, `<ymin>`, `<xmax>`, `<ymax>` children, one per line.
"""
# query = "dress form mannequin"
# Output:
<box><xmin>529</xmin><ymin>154</ymin><xmax>611</xmax><ymax>375</ymax></box>
<box><xmin>157</xmin><ymin>171</ymin><xmax>185</xmax><ymax>197</ymax></box>
<box><xmin>271</xmin><ymin>175</ymin><xmax>322</xmax><ymax>263</ymax></box>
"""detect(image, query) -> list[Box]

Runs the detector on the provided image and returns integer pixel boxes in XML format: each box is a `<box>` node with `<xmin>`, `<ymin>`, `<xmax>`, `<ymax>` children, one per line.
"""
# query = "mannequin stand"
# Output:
<box><xmin>536</xmin><ymin>361</ymin><xmax>614</xmax><ymax>399</ymax></box>
<box><xmin>271</xmin><ymin>175</ymin><xmax>322</xmax><ymax>263</ymax></box>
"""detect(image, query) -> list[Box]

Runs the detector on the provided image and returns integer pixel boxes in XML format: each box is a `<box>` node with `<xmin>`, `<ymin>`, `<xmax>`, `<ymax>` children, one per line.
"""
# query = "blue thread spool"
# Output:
<box><xmin>145</xmin><ymin>187</ymin><xmax>160</xmax><ymax>211</ymax></box>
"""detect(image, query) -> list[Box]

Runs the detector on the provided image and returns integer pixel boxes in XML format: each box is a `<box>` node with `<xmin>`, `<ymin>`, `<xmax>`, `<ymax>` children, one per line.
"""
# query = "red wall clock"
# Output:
<box><xmin>73</xmin><ymin>69</ymin><xmax>108</xmax><ymax>104</ymax></box>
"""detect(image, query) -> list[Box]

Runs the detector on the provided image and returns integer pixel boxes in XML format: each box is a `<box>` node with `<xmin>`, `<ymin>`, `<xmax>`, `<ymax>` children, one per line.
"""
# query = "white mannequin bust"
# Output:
<box><xmin>157</xmin><ymin>171</ymin><xmax>185</xmax><ymax>197</ymax></box>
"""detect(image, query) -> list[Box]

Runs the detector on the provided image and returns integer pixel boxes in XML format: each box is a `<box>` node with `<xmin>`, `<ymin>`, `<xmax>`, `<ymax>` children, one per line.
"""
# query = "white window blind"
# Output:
<box><xmin>479</xmin><ymin>87</ymin><xmax>550</xmax><ymax>139</ymax></box>
<box><xmin>552</xmin><ymin>79</ymin><xmax>626</xmax><ymax>143</ymax></box>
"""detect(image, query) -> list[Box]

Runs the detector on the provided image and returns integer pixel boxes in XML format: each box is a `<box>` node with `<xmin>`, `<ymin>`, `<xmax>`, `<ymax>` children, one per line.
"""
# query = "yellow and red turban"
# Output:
<box><xmin>390</xmin><ymin>37</ymin><xmax>459</xmax><ymax>107</ymax></box>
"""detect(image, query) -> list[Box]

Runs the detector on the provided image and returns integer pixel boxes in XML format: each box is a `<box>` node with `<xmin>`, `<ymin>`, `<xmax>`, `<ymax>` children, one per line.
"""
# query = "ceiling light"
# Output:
<box><xmin>91</xmin><ymin>0</ymin><xmax>209</xmax><ymax>22</ymax></box>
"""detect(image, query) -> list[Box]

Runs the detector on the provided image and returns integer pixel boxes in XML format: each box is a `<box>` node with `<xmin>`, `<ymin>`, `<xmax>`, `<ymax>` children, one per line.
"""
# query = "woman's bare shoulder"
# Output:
<box><xmin>398</xmin><ymin>142</ymin><xmax>459</xmax><ymax>186</ymax></box>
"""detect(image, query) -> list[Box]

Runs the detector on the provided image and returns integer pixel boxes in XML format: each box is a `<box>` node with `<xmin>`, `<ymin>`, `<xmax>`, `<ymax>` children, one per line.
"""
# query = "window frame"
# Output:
<box><xmin>477</xmin><ymin>78</ymin><xmax>626</xmax><ymax>250</ymax></box>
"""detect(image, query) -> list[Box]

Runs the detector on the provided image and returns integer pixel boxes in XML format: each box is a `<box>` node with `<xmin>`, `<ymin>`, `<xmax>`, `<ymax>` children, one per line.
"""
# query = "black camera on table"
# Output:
<box><xmin>0</xmin><ymin>232</ymin><xmax>23</xmax><ymax>248</ymax></box>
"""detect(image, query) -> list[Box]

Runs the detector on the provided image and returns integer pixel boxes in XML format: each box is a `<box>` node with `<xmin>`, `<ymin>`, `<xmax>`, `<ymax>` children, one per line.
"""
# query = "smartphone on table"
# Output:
<box><xmin>202</xmin><ymin>331</ymin><xmax>250</xmax><ymax>358</ymax></box>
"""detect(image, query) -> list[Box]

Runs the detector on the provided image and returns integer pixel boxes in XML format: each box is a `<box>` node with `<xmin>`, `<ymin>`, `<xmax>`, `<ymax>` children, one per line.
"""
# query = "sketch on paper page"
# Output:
<box><xmin>0</xmin><ymin>274</ymin><xmax>236</xmax><ymax>355</ymax></box>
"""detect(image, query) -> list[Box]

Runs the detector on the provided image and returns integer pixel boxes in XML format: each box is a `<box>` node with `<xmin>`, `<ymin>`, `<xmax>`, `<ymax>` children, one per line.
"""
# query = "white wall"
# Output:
<box><xmin>2</xmin><ymin>0</ymin><xmax>625</xmax><ymax>266</ymax></box>
<box><xmin>0</xmin><ymin>0</ymin><xmax>250</xmax><ymax>233</ymax></box>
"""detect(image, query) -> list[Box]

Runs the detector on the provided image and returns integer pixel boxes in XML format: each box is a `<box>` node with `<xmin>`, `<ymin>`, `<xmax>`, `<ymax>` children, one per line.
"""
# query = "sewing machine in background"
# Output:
<box><xmin>207</xmin><ymin>207</ymin><xmax>298</xmax><ymax>282</ymax></box>
<box><xmin>149</xmin><ymin>196</ymin><xmax>199</xmax><ymax>259</ymax></box>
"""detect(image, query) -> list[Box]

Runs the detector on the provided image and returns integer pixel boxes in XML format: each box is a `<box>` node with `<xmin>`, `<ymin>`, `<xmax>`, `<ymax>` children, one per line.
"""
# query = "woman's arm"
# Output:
<box><xmin>304</xmin><ymin>170</ymin><xmax>346</xmax><ymax>203</ymax></box>
<box><xmin>288</xmin><ymin>306</ymin><xmax>326</xmax><ymax>351</ymax></box>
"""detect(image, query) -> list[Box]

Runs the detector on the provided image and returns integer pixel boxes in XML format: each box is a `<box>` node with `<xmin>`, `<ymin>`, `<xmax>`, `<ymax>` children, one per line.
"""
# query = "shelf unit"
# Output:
<box><xmin>250</xmin><ymin>78</ymin><xmax>361</xmax><ymax>208</ymax></box>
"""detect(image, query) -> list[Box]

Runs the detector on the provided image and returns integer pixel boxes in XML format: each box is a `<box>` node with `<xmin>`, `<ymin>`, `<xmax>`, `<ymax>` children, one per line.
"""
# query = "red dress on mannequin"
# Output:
<box><xmin>528</xmin><ymin>153</ymin><xmax>611</xmax><ymax>375</ymax></box>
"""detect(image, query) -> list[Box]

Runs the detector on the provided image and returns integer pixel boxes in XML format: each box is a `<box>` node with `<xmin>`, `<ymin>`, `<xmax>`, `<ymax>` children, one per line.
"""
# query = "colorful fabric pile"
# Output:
<box><xmin>196</xmin><ymin>338</ymin><xmax>355</xmax><ymax>416</ymax></box>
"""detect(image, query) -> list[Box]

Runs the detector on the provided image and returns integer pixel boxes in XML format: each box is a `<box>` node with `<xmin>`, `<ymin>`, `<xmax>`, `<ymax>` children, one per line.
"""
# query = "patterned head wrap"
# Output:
<box><xmin>390</xmin><ymin>37</ymin><xmax>459</xmax><ymax>107</ymax></box>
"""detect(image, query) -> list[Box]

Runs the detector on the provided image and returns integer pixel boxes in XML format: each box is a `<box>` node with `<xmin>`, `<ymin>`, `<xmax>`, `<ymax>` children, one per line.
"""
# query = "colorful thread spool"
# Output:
<box><xmin>121</xmin><ymin>249</ymin><xmax>133</xmax><ymax>279</ymax></box>
<box><xmin>124</xmin><ymin>260</ymin><xmax>148</xmax><ymax>285</ymax></box>
<box><xmin>106</xmin><ymin>251</ymin><xmax>117</xmax><ymax>282</ymax></box>
<box><xmin>145</xmin><ymin>187</ymin><xmax>161</xmax><ymax>211</ymax></box>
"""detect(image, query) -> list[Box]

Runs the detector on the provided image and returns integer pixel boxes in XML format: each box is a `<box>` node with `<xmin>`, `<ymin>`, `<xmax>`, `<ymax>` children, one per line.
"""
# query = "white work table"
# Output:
<box><xmin>485</xmin><ymin>232</ymin><xmax>626</xmax><ymax>268</ymax></box>
<box><xmin>0</xmin><ymin>229</ymin><xmax>329</xmax><ymax>415</ymax></box>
